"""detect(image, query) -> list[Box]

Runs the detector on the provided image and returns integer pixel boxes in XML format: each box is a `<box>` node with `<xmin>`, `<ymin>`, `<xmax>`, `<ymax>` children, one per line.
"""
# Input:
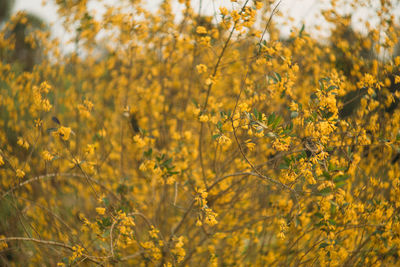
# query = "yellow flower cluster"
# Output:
<box><xmin>195</xmin><ymin>188</ymin><xmax>218</xmax><ymax>226</ymax></box>
<box><xmin>32</xmin><ymin>82</ymin><xmax>52</xmax><ymax>112</ymax></box>
<box><xmin>1</xmin><ymin>0</ymin><xmax>400</xmax><ymax>265</ymax></box>
<box><xmin>70</xmin><ymin>245</ymin><xmax>84</xmax><ymax>262</ymax></box>
<box><xmin>56</xmin><ymin>126</ymin><xmax>72</xmax><ymax>141</ymax></box>
<box><xmin>171</xmin><ymin>236</ymin><xmax>185</xmax><ymax>263</ymax></box>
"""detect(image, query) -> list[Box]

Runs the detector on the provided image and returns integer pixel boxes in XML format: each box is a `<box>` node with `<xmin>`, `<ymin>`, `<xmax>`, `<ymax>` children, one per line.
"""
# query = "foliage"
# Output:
<box><xmin>1</xmin><ymin>0</ymin><xmax>400</xmax><ymax>266</ymax></box>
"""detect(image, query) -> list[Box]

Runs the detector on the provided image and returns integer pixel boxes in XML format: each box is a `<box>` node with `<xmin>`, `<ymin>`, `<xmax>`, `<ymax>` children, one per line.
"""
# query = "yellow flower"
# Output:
<box><xmin>34</xmin><ymin>118</ymin><xmax>43</xmax><ymax>128</ymax></box>
<box><xmin>196</xmin><ymin>219</ymin><xmax>203</xmax><ymax>227</ymax></box>
<box><xmin>95</xmin><ymin>207</ymin><xmax>106</xmax><ymax>215</ymax></box>
<box><xmin>217</xmin><ymin>135</ymin><xmax>231</xmax><ymax>146</ymax></box>
<box><xmin>245</xmin><ymin>140</ymin><xmax>256</xmax><ymax>151</ymax></box>
<box><xmin>272</xmin><ymin>139</ymin><xmax>290</xmax><ymax>151</ymax></box>
<box><xmin>57</xmin><ymin>126</ymin><xmax>72</xmax><ymax>141</ymax></box>
<box><xmin>255</xmin><ymin>1</ymin><xmax>263</xmax><ymax>10</ymax></box>
<box><xmin>0</xmin><ymin>155</ymin><xmax>4</xmax><ymax>166</ymax></box>
<box><xmin>290</xmin><ymin>101</ymin><xmax>299</xmax><ymax>111</ymax></box>
<box><xmin>210</xmin><ymin>116</ymin><xmax>218</xmax><ymax>124</ymax></box>
<box><xmin>385</xmin><ymin>77</ymin><xmax>391</xmax><ymax>87</ymax></box>
<box><xmin>149</xmin><ymin>226</ymin><xmax>159</xmax><ymax>238</ymax></box>
<box><xmin>219</xmin><ymin>7</ymin><xmax>228</xmax><ymax>16</ymax></box>
<box><xmin>71</xmin><ymin>245</ymin><xmax>84</xmax><ymax>261</ymax></box>
<box><xmin>0</xmin><ymin>235</ymin><xmax>8</xmax><ymax>251</ymax></box>
<box><xmin>17</xmin><ymin>137</ymin><xmax>29</xmax><ymax>150</ymax></box>
<box><xmin>205</xmin><ymin>77</ymin><xmax>214</xmax><ymax>86</ymax></box>
<box><xmin>395</xmin><ymin>56</ymin><xmax>400</xmax><ymax>66</ymax></box>
<box><xmin>83</xmin><ymin>99</ymin><xmax>94</xmax><ymax>110</ymax></box>
<box><xmin>231</xmin><ymin>10</ymin><xmax>240</xmax><ymax>22</ymax></box>
<box><xmin>72</xmin><ymin>157</ymin><xmax>81</xmax><ymax>166</ymax></box>
<box><xmin>42</xmin><ymin>150</ymin><xmax>54</xmax><ymax>161</ymax></box>
<box><xmin>16</xmin><ymin>169</ymin><xmax>25</xmax><ymax>178</ymax></box>
<box><xmin>199</xmin><ymin>114</ymin><xmax>209</xmax><ymax>122</ymax></box>
<box><xmin>98</xmin><ymin>128</ymin><xmax>106</xmax><ymax>137</ymax></box>
<box><xmin>171</xmin><ymin>236</ymin><xmax>186</xmax><ymax>263</ymax></box>
<box><xmin>133</xmin><ymin>134</ymin><xmax>146</xmax><ymax>147</ymax></box>
<box><xmin>238</xmin><ymin>102</ymin><xmax>249</xmax><ymax>112</ymax></box>
<box><xmin>196</xmin><ymin>26</ymin><xmax>207</xmax><ymax>34</ymax></box>
<box><xmin>196</xmin><ymin>64</ymin><xmax>207</xmax><ymax>74</ymax></box>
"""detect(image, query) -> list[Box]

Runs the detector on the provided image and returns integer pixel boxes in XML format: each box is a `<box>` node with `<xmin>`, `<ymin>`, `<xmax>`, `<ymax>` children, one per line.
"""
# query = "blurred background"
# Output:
<box><xmin>8</xmin><ymin>0</ymin><xmax>342</xmax><ymax>52</ymax></box>
<box><xmin>9</xmin><ymin>0</ymin><xmax>388</xmax><ymax>51</ymax></box>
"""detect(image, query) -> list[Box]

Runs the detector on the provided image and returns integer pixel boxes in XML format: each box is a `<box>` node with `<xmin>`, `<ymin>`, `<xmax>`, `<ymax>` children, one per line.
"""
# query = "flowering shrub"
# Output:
<box><xmin>1</xmin><ymin>0</ymin><xmax>400</xmax><ymax>265</ymax></box>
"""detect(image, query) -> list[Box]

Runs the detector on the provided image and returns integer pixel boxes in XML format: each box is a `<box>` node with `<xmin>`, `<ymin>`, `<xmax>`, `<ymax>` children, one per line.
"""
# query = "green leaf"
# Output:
<box><xmin>117</xmin><ymin>184</ymin><xmax>128</xmax><ymax>195</ymax></box>
<box><xmin>322</xmin><ymin>171</ymin><xmax>331</xmax><ymax>180</ymax></box>
<box><xmin>253</xmin><ymin>108</ymin><xmax>259</xmax><ymax>119</ymax></box>
<box><xmin>274</xmin><ymin>72</ymin><xmax>282</xmax><ymax>82</ymax></box>
<box><xmin>212</xmin><ymin>134</ymin><xmax>221</xmax><ymax>140</ymax></box>
<box><xmin>143</xmin><ymin>148</ymin><xmax>153</xmax><ymax>157</ymax></box>
<box><xmin>335</xmin><ymin>181</ymin><xmax>347</xmax><ymax>188</ymax></box>
<box><xmin>278</xmin><ymin>163</ymin><xmax>289</xmax><ymax>170</ymax></box>
<box><xmin>333</xmin><ymin>174</ymin><xmax>350</xmax><ymax>183</ymax></box>
<box><xmin>331</xmin><ymin>203</ymin><xmax>337</xmax><ymax>215</ymax></box>
<box><xmin>268</xmin><ymin>113</ymin><xmax>275</xmax><ymax>125</ymax></box>
<box><xmin>271</xmin><ymin>116</ymin><xmax>282</xmax><ymax>130</ymax></box>
<box><xmin>319</xmin><ymin>242</ymin><xmax>329</xmax><ymax>248</ymax></box>
<box><xmin>319</xmin><ymin>80</ymin><xmax>325</xmax><ymax>90</ymax></box>
<box><xmin>299</xmin><ymin>24</ymin><xmax>305</xmax><ymax>37</ymax></box>
<box><xmin>102</xmin><ymin>197</ymin><xmax>110</xmax><ymax>207</ymax></box>
<box><xmin>310</xmin><ymin>93</ymin><xmax>318</xmax><ymax>100</ymax></box>
<box><xmin>313</xmin><ymin>212</ymin><xmax>324</xmax><ymax>219</ymax></box>
<box><xmin>328</xmin><ymin>219</ymin><xmax>336</xmax><ymax>226</ymax></box>
<box><xmin>162</xmin><ymin>158</ymin><xmax>173</xmax><ymax>167</ymax></box>
<box><xmin>269</xmin><ymin>75</ymin><xmax>278</xmax><ymax>84</ymax></box>
<box><xmin>46</xmin><ymin>127</ymin><xmax>58</xmax><ymax>133</ymax></box>
<box><xmin>327</xmin><ymin>85</ymin><xmax>338</xmax><ymax>92</ymax></box>
<box><xmin>217</xmin><ymin>121</ymin><xmax>222</xmax><ymax>131</ymax></box>
<box><xmin>319</xmin><ymin>187</ymin><xmax>332</xmax><ymax>196</ymax></box>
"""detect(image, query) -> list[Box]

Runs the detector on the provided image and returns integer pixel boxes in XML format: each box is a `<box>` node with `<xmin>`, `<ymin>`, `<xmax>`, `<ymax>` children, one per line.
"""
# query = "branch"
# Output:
<box><xmin>230</xmin><ymin>120</ymin><xmax>299</xmax><ymax>207</ymax></box>
<box><xmin>2</xmin><ymin>172</ymin><xmax>121</xmax><ymax>202</ymax></box>
<box><xmin>0</xmin><ymin>237</ymin><xmax>105</xmax><ymax>264</ymax></box>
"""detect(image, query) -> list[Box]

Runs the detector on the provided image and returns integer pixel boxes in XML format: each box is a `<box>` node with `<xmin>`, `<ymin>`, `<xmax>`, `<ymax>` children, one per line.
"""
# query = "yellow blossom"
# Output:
<box><xmin>196</xmin><ymin>26</ymin><xmax>207</xmax><ymax>34</ymax></box>
<box><xmin>16</xmin><ymin>169</ymin><xmax>25</xmax><ymax>178</ymax></box>
<box><xmin>57</xmin><ymin>126</ymin><xmax>72</xmax><ymax>141</ymax></box>
<box><xmin>219</xmin><ymin>7</ymin><xmax>228</xmax><ymax>16</ymax></box>
<box><xmin>42</xmin><ymin>150</ymin><xmax>53</xmax><ymax>161</ymax></box>
<box><xmin>199</xmin><ymin>114</ymin><xmax>209</xmax><ymax>122</ymax></box>
<box><xmin>196</xmin><ymin>64</ymin><xmax>207</xmax><ymax>74</ymax></box>
<box><xmin>95</xmin><ymin>207</ymin><xmax>106</xmax><ymax>215</ymax></box>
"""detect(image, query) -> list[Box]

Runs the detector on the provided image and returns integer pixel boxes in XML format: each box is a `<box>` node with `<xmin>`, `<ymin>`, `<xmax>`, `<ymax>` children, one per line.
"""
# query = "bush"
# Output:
<box><xmin>1</xmin><ymin>0</ymin><xmax>400</xmax><ymax>265</ymax></box>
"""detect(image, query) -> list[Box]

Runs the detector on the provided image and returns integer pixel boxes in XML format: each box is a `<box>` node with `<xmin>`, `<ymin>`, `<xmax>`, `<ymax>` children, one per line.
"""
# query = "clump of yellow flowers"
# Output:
<box><xmin>1</xmin><ymin>0</ymin><xmax>400</xmax><ymax>265</ymax></box>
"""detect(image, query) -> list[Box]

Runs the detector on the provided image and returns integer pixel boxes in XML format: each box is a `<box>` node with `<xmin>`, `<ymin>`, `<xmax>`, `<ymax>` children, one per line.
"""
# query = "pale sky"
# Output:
<box><xmin>12</xmin><ymin>0</ymin><xmax>325</xmax><ymax>34</ymax></box>
<box><xmin>12</xmin><ymin>0</ymin><xmax>383</xmax><ymax>53</ymax></box>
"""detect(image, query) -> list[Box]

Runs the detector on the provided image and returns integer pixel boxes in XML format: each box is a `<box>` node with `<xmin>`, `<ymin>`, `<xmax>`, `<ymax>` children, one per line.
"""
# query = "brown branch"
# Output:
<box><xmin>0</xmin><ymin>237</ymin><xmax>104</xmax><ymax>264</ymax></box>
<box><xmin>230</xmin><ymin>120</ymin><xmax>299</xmax><ymax>207</ymax></box>
<box><xmin>198</xmin><ymin>0</ymin><xmax>251</xmax><ymax>190</ymax></box>
<box><xmin>2</xmin><ymin>172</ymin><xmax>120</xmax><ymax>202</ymax></box>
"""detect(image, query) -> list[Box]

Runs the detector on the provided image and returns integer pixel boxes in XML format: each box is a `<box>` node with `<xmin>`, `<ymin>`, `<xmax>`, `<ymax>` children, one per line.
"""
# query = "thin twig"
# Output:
<box><xmin>230</xmin><ymin>120</ymin><xmax>299</xmax><ymax>206</ymax></box>
<box><xmin>2</xmin><ymin>172</ymin><xmax>120</xmax><ymax>201</ymax></box>
<box><xmin>0</xmin><ymin>237</ymin><xmax>104</xmax><ymax>264</ymax></box>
